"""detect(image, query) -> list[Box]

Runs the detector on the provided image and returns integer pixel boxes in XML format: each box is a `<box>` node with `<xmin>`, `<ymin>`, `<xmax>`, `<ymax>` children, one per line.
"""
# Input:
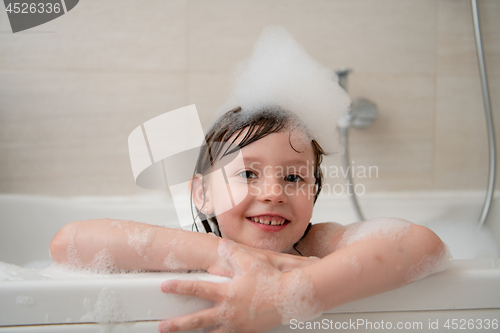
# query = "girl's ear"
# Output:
<box><xmin>190</xmin><ymin>173</ymin><xmax>212</xmax><ymax>214</ymax></box>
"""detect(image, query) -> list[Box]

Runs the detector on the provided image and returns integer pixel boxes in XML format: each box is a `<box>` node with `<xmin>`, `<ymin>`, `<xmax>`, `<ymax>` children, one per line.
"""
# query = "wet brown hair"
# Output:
<box><xmin>191</xmin><ymin>106</ymin><xmax>324</xmax><ymax>234</ymax></box>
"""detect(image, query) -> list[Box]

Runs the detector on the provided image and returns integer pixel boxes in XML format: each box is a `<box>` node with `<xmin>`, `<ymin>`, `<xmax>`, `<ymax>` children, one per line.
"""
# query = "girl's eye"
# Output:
<box><xmin>238</xmin><ymin>170</ymin><xmax>258</xmax><ymax>179</ymax></box>
<box><xmin>284</xmin><ymin>174</ymin><xmax>304</xmax><ymax>183</ymax></box>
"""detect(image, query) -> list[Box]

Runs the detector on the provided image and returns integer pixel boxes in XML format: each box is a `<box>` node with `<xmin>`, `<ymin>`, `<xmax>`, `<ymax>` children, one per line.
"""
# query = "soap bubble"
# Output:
<box><xmin>342</xmin><ymin>255</ymin><xmax>362</xmax><ymax>274</ymax></box>
<box><xmin>274</xmin><ymin>268</ymin><xmax>323</xmax><ymax>324</ymax></box>
<box><xmin>125</xmin><ymin>226</ymin><xmax>155</xmax><ymax>257</ymax></box>
<box><xmin>80</xmin><ymin>287</ymin><xmax>130</xmax><ymax>332</ymax></box>
<box><xmin>214</xmin><ymin>26</ymin><xmax>351</xmax><ymax>155</ymax></box>
<box><xmin>339</xmin><ymin>218</ymin><xmax>412</xmax><ymax>248</ymax></box>
<box><xmin>163</xmin><ymin>252</ymin><xmax>188</xmax><ymax>270</ymax></box>
<box><xmin>405</xmin><ymin>244</ymin><xmax>452</xmax><ymax>283</ymax></box>
<box><xmin>16</xmin><ymin>295</ymin><xmax>36</xmax><ymax>306</ymax></box>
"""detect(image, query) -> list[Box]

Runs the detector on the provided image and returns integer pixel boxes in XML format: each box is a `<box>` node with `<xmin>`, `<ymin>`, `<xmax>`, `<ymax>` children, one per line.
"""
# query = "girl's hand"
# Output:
<box><xmin>206</xmin><ymin>241</ymin><xmax>319</xmax><ymax>278</ymax></box>
<box><xmin>159</xmin><ymin>240</ymin><xmax>323</xmax><ymax>333</ymax></box>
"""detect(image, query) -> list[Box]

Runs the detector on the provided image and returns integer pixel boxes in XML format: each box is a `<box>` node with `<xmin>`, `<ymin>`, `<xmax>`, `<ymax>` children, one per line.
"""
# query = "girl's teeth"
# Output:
<box><xmin>250</xmin><ymin>216</ymin><xmax>286</xmax><ymax>226</ymax></box>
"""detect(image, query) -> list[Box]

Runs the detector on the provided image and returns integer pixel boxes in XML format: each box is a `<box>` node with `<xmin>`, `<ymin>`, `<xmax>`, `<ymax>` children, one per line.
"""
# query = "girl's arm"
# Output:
<box><xmin>298</xmin><ymin>219</ymin><xmax>449</xmax><ymax>310</ymax></box>
<box><xmin>49</xmin><ymin>219</ymin><xmax>225</xmax><ymax>274</ymax></box>
<box><xmin>49</xmin><ymin>219</ymin><xmax>316</xmax><ymax>276</ymax></box>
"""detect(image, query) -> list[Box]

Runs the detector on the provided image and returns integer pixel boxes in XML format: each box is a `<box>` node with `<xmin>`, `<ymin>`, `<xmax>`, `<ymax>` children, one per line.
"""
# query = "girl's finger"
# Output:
<box><xmin>158</xmin><ymin>308</ymin><xmax>217</xmax><ymax>333</ymax></box>
<box><xmin>161</xmin><ymin>279</ymin><xmax>225</xmax><ymax>303</ymax></box>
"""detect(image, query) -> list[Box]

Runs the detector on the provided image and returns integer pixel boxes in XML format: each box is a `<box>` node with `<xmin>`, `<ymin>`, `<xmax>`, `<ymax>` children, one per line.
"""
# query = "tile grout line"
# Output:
<box><xmin>432</xmin><ymin>0</ymin><xmax>440</xmax><ymax>191</ymax></box>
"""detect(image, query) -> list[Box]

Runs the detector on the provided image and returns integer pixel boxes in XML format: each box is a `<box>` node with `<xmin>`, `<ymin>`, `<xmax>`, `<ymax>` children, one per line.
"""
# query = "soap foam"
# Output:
<box><xmin>88</xmin><ymin>249</ymin><xmax>119</xmax><ymax>274</ymax></box>
<box><xmin>80</xmin><ymin>287</ymin><xmax>130</xmax><ymax>332</ymax></box>
<box><xmin>311</xmin><ymin>223</ymin><xmax>344</xmax><ymax>256</ymax></box>
<box><xmin>16</xmin><ymin>295</ymin><xmax>36</xmax><ymax>306</ymax></box>
<box><xmin>43</xmin><ymin>245</ymin><xmax>145</xmax><ymax>277</ymax></box>
<box><xmin>248</xmin><ymin>259</ymin><xmax>279</xmax><ymax>320</ymax></box>
<box><xmin>339</xmin><ymin>218</ymin><xmax>412</xmax><ymax>248</ymax></box>
<box><xmin>274</xmin><ymin>269</ymin><xmax>323</xmax><ymax>324</ymax></box>
<box><xmin>405</xmin><ymin>243</ymin><xmax>452</xmax><ymax>283</ymax></box>
<box><xmin>125</xmin><ymin>226</ymin><xmax>155</xmax><ymax>257</ymax></box>
<box><xmin>57</xmin><ymin>228</ymin><xmax>123</xmax><ymax>275</ymax></box>
<box><xmin>0</xmin><ymin>262</ymin><xmax>29</xmax><ymax>281</ymax></box>
<box><xmin>66</xmin><ymin>240</ymin><xmax>119</xmax><ymax>274</ymax></box>
<box><xmin>163</xmin><ymin>252</ymin><xmax>187</xmax><ymax>270</ymax></box>
<box><xmin>342</xmin><ymin>255</ymin><xmax>362</xmax><ymax>274</ymax></box>
<box><xmin>218</xmin><ymin>239</ymin><xmax>243</xmax><ymax>276</ymax></box>
<box><xmin>23</xmin><ymin>260</ymin><xmax>52</xmax><ymax>269</ymax></box>
<box><xmin>215</xmin><ymin>26</ymin><xmax>351</xmax><ymax>155</ymax></box>
<box><xmin>110</xmin><ymin>220</ymin><xmax>124</xmax><ymax>229</ymax></box>
<box><xmin>41</xmin><ymin>262</ymin><xmax>146</xmax><ymax>278</ymax></box>
<box><xmin>211</xmin><ymin>288</ymin><xmax>236</xmax><ymax>333</ymax></box>
<box><xmin>66</xmin><ymin>229</ymin><xmax>84</xmax><ymax>267</ymax></box>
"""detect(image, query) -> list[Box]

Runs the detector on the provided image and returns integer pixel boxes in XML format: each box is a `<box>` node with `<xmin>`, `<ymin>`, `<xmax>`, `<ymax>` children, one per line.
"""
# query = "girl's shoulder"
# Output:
<box><xmin>295</xmin><ymin>222</ymin><xmax>347</xmax><ymax>258</ymax></box>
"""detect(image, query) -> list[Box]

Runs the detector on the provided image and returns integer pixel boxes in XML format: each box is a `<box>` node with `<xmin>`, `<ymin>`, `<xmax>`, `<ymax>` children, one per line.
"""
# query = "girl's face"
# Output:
<box><xmin>205</xmin><ymin>129</ymin><xmax>317</xmax><ymax>252</ymax></box>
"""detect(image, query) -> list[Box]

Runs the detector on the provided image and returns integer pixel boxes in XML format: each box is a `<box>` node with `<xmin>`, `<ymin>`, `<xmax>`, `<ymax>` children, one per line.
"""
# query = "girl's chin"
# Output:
<box><xmin>247</xmin><ymin>235</ymin><xmax>290</xmax><ymax>253</ymax></box>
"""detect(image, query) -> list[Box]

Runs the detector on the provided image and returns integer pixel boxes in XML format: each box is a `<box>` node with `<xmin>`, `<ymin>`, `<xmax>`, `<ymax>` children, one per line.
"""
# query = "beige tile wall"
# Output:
<box><xmin>0</xmin><ymin>0</ymin><xmax>498</xmax><ymax>196</ymax></box>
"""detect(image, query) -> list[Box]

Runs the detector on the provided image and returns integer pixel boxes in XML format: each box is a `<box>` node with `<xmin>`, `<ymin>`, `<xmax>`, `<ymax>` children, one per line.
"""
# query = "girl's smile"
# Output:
<box><xmin>247</xmin><ymin>215</ymin><xmax>289</xmax><ymax>227</ymax></box>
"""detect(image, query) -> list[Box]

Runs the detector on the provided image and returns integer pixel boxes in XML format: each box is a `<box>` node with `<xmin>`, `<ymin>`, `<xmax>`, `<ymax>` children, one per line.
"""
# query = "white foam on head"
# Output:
<box><xmin>163</xmin><ymin>252</ymin><xmax>187</xmax><ymax>270</ymax></box>
<box><xmin>216</xmin><ymin>26</ymin><xmax>351</xmax><ymax>155</ymax></box>
<box><xmin>288</xmin><ymin>123</ymin><xmax>314</xmax><ymax>151</ymax></box>
<box><xmin>125</xmin><ymin>227</ymin><xmax>155</xmax><ymax>257</ymax></box>
<box><xmin>405</xmin><ymin>243</ymin><xmax>452</xmax><ymax>284</ymax></box>
<box><xmin>339</xmin><ymin>218</ymin><xmax>412</xmax><ymax>248</ymax></box>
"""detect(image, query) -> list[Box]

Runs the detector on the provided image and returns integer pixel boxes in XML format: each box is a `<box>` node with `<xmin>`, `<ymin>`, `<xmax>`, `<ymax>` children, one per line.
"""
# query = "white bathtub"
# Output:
<box><xmin>1</xmin><ymin>193</ymin><xmax>499</xmax><ymax>332</ymax></box>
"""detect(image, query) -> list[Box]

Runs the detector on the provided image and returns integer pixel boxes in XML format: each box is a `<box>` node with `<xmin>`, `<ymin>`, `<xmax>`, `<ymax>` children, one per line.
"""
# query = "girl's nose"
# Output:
<box><xmin>257</xmin><ymin>177</ymin><xmax>287</xmax><ymax>205</ymax></box>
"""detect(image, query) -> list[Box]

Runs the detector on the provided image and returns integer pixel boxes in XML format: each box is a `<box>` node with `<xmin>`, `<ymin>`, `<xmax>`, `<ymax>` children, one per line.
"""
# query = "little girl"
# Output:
<box><xmin>49</xmin><ymin>27</ymin><xmax>450</xmax><ymax>333</ymax></box>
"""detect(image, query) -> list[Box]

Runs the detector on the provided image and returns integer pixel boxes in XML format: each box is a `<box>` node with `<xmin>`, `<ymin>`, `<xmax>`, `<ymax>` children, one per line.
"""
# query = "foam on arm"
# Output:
<box><xmin>49</xmin><ymin>219</ymin><xmax>221</xmax><ymax>273</ymax></box>
<box><xmin>298</xmin><ymin>220</ymin><xmax>450</xmax><ymax>312</ymax></box>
